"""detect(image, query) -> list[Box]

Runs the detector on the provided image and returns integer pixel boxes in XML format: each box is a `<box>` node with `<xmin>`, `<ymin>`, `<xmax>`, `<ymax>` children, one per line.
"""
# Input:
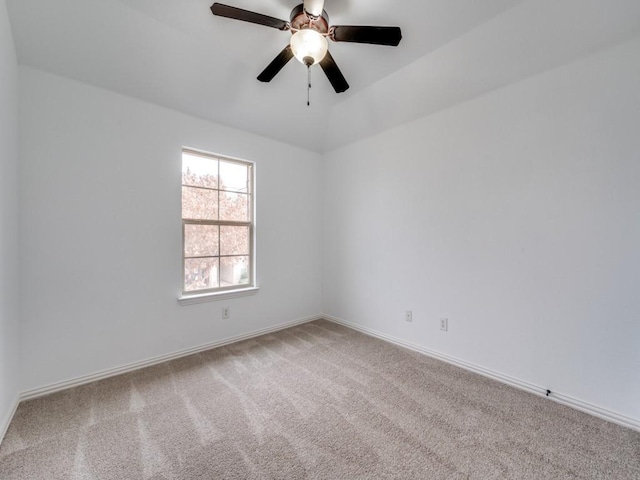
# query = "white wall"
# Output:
<box><xmin>323</xmin><ymin>37</ymin><xmax>640</xmax><ymax>421</ymax></box>
<box><xmin>18</xmin><ymin>66</ymin><xmax>323</xmax><ymax>391</ymax></box>
<box><xmin>0</xmin><ymin>0</ymin><xmax>20</xmax><ymax>435</ymax></box>
<box><xmin>9</xmin><ymin>20</ymin><xmax>640</xmax><ymax>430</ymax></box>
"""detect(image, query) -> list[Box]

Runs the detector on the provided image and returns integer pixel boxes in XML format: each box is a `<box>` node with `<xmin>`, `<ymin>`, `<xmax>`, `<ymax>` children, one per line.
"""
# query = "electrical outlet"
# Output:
<box><xmin>405</xmin><ymin>310</ymin><xmax>412</xmax><ymax>322</ymax></box>
<box><xmin>222</xmin><ymin>307</ymin><xmax>230</xmax><ymax>319</ymax></box>
<box><xmin>440</xmin><ymin>318</ymin><xmax>448</xmax><ymax>332</ymax></box>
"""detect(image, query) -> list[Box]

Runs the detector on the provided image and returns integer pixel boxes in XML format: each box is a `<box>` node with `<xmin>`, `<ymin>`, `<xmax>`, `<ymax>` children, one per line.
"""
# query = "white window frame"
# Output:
<box><xmin>178</xmin><ymin>148</ymin><xmax>258</xmax><ymax>305</ymax></box>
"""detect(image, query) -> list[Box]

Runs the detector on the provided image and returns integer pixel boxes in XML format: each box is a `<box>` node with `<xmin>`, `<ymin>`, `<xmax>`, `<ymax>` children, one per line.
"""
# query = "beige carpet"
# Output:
<box><xmin>1</xmin><ymin>320</ymin><xmax>638</xmax><ymax>479</ymax></box>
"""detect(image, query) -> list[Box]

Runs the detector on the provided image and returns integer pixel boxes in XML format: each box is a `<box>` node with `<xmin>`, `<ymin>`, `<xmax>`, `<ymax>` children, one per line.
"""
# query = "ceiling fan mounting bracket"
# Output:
<box><xmin>290</xmin><ymin>4</ymin><xmax>329</xmax><ymax>34</ymax></box>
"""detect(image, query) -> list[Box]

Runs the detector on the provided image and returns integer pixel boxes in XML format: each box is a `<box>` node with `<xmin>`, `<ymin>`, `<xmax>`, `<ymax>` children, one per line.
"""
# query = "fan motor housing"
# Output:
<box><xmin>290</xmin><ymin>3</ymin><xmax>329</xmax><ymax>34</ymax></box>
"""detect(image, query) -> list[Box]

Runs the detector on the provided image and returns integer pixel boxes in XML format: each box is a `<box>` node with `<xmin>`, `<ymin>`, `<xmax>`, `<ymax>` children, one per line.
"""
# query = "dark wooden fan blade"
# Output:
<box><xmin>319</xmin><ymin>51</ymin><xmax>349</xmax><ymax>93</ymax></box>
<box><xmin>211</xmin><ymin>3</ymin><xmax>289</xmax><ymax>30</ymax></box>
<box><xmin>331</xmin><ymin>26</ymin><xmax>402</xmax><ymax>46</ymax></box>
<box><xmin>257</xmin><ymin>46</ymin><xmax>294</xmax><ymax>82</ymax></box>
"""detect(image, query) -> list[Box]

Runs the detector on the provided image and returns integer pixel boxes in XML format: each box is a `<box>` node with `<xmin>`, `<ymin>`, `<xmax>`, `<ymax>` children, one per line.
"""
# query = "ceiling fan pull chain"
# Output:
<box><xmin>307</xmin><ymin>65</ymin><xmax>311</xmax><ymax>106</ymax></box>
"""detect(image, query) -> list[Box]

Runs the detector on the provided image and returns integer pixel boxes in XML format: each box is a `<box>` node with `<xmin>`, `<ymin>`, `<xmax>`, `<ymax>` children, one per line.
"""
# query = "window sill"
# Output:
<box><xmin>178</xmin><ymin>286</ymin><xmax>260</xmax><ymax>306</ymax></box>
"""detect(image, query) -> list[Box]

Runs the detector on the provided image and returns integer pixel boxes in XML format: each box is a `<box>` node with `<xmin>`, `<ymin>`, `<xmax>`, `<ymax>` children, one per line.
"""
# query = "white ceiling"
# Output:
<box><xmin>7</xmin><ymin>0</ymin><xmax>640</xmax><ymax>152</ymax></box>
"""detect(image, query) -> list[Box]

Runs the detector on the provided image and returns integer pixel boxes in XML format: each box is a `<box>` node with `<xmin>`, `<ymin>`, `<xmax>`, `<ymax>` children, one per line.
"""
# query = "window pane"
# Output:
<box><xmin>182</xmin><ymin>187</ymin><xmax>218</xmax><ymax>220</ymax></box>
<box><xmin>220</xmin><ymin>226</ymin><xmax>250</xmax><ymax>256</ymax></box>
<box><xmin>181</xmin><ymin>149</ymin><xmax>254</xmax><ymax>295</ymax></box>
<box><xmin>219</xmin><ymin>161</ymin><xmax>249</xmax><ymax>193</ymax></box>
<box><xmin>184</xmin><ymin>224</ymin><xmax>219</xmax><ymax>257</ymax></box>
<box><xmin>184</xmin><ymin>257</ymin><xmax>219</xmax><ymax>291</ymax></box>
<box><xmin>182</xmin><ymin>153</ymin><xmax>218</xmax><ymax>188</ymax></box>
<box><xmin>219</xmin><ymin>191</ymin><xmax>249</xmax><ymax>222</ymax></box>
<box><xmin>220</xmin><ymin>256</ymin><xmax>249</xmax><ymax>287</ymax></box>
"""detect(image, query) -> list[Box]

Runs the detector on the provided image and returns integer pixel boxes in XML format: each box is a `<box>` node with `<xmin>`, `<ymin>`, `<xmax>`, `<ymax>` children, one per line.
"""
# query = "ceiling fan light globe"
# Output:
<box><xmin>290</xmin><ymin>29</ymin><xmax>328</xmax><ymax>65</ymax></box>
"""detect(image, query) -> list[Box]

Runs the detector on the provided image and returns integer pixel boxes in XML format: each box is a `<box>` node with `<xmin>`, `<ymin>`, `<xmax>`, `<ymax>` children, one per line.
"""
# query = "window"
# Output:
<box><xmin>181</xmin><ymin>149</ymin><xmax>254</xmax><ymax>296</ymax></box>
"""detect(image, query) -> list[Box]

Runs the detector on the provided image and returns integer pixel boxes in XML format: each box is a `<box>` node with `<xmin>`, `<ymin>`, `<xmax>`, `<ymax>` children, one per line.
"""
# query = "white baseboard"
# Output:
<box><xmin>12</xmin><ymin>313</ymin><xmax>639</xmax><ymax>434</ymax></box>
<box><xmin>325</xmin><ymin>315</ymin><xmax>640</xmax><ymax>432</ymax></box>
<box><xmin>0</xmin><ymin>395</ymin><xmax>20</xmax><ymax>446</ymax></box>
<box><xmin>20</xmin><ymin>314</ymin><xmax>323</xmax><ymax>402</ymax></box>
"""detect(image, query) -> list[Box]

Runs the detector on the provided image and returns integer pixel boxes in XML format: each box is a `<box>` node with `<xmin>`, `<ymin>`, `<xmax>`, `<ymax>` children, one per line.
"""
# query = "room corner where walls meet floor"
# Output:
<box><xmin>2</xmin><ymin>312</ymin><xmax>638</xmax><ymax>449</ymax></box>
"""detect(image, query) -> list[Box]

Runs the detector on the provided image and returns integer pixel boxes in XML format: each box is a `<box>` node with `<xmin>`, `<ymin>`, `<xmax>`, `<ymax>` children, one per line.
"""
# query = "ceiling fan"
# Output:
<box><xmin>210</xmin><ymin>0</ymin><xmax>402</xmax><ymax>96</ymax></box>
